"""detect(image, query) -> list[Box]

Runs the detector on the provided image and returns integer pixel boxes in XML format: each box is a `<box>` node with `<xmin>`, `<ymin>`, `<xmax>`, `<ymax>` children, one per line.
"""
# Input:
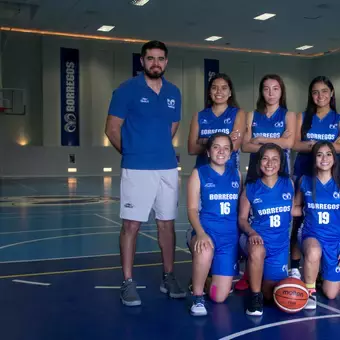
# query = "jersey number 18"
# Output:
<box><xmin>270</xmin><ymin>215</ymin><xmax>280</xmax><ymax>228</ymax></box>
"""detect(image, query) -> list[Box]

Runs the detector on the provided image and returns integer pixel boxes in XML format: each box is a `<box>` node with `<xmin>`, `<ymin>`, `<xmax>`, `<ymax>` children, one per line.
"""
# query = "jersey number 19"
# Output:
<box><xmin>318</xmin><ymin>212</ymin><xmax>329</xmax><ymax>225</ymax></box>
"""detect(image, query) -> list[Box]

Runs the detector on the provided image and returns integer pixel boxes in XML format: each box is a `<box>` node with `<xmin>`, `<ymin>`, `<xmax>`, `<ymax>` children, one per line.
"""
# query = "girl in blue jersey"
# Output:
<box><xmin>238</xmin><ymin>143</ymin><xmax>298</xmax><ymax>316</ymax></box>
<box><xmin>290</xmin><ymin>76</ymin><xmax>340</xmax><ymax>280</ymax></box>
<box><xmin>188</xmin><ymin>73</ymin><xmax>246</xmax><ymax>169</ymax></box>
<box><xmin>242</xmin><ymin>74</ymin><xmax>296</xmax><ymax>182</ymax></box>
<box><xmin>187</xmin><ymin>132</ymin><xmax>242</xmax><ymax>316</ymax></box>
<box><xmin>294</xmin><ymin>141</ymin><xmax>340</xmax><ymax>309</ymax></box>
<box><xmin>237</xmin><ymin>74</ymin><xmax>296</xmax><ymax>291</ymax></box>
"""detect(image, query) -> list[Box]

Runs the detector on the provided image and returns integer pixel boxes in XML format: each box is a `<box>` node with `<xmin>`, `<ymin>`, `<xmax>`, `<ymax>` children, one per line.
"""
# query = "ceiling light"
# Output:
<box><xmin>131</xmin><ymin>0</ymin><xmax>150</xmax><ymax>6</ymax></box>
<box><xmin>296</xmin><ymin>45</ymin><xmax>314</xmax><ymax>50</ymax></box>
<box><xmin>254</xmin><ymin>13</ymin><xmax>276</xmax><ymax>21</ymax></box>
<box><xmin>97</xmin><ymin>25</ymin><xmax>115</xmax><ymax>32</ymax></box>
<box><xmin>205</xmin><ymin>36</ymin><xmax>222</xmax><ymax>42</ymax></box>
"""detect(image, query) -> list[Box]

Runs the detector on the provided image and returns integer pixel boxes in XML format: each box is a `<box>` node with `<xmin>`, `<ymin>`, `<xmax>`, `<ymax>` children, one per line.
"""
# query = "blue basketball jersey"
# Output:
<box><xmin>249</xmin><ymin>106</ymin><xmax>290</xmax><ymax>174</ymax></box>
<box><xmin>246</xmin><ymin>176</ymin><xmax>294</xmax><ymax>251</ymax></box>
<box><xmin>294</xmin><ymin>111</ymin><xmax>340</xmax><ymax>178</ymax></box>
<box><xmin>300</xmin><ymin>175</ymin><xmax>340</xmax><ymax>243</ymax></box>
<box><xmin>196</xmin><ymin>106</ymin><xmax>240</xmax><ymax>168</ymax></box>
<box><xmin>198</xmin><ymin>164</ymin><xmax>240</xmax><ymax>239</ymax></box>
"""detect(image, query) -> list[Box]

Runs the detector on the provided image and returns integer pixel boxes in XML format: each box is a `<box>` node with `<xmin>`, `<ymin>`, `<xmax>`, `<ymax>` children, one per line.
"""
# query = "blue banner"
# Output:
<box><xmin>133</xmin><ymin>53</ymin><xmax>143</xmax><ymax>77</ymax></box>
<box><xmin>60</xmin><ymin>47</ymin><xmax>79</xmax><ymax>146</ymax></box>
<box><xmin>204</xmin><ymin>59</ymin><xmax>219</xmax><ymax>98</ymax></box>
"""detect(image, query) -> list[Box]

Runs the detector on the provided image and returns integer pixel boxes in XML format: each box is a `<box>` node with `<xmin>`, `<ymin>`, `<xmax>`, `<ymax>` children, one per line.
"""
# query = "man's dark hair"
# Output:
<box><xmin>141</xmin><ymin>40</ymin><xmax>168</xmax><ymax>58</ymax></box>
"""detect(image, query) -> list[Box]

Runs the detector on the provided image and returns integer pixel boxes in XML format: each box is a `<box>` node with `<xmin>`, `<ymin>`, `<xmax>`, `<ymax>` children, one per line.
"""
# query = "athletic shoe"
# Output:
<box><xmin>120</xmin><ymin>279</ymin><xmax>141</xmax><ymax>306</ymax></box>
<box><xmin>290</xmin><ymin>268</ymin><xmax>301</xmax><ymax>280</ymax></box>
<box><xmin>304</xmin><ymin>289</ymin><xmax>317</xmax><ymax>310</ymax></box>
<box><xmin>160</xmin><ymin>272</ymin><xmax>187</xmax><ymax>298</ymax></box>
<box><xmin>190</xmin><ymin>295</ymin><xmax>207</xmax><ymax>316</ymax></box>
<box><xmin>246</xmin><ymin>292</ymin><xmax>263</xmax><ymax>316</ymax></box>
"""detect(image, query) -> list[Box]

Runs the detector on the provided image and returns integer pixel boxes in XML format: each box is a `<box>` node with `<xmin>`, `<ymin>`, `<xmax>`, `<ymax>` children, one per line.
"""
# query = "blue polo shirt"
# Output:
<box><xmin>108</xmin><ymin>73</ymin><xmax>181</xmax><ymax>170</ymax></box>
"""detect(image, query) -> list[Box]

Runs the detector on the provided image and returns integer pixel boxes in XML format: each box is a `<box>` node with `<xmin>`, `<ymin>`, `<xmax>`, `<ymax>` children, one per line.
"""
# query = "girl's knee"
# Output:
<box><xmin>248</xmin><ymin>244</ymin><xmax>265</xmax><ymax>261</ymax></box>
<box><xmin>322</xmin><ymin>286</ymin><xmax>339</xmax><ymax>300</ymax></box>
<box><xmin>209</xmin><ymin>284</ymin><xmax>231</xmax><ymax>303</ymax></box>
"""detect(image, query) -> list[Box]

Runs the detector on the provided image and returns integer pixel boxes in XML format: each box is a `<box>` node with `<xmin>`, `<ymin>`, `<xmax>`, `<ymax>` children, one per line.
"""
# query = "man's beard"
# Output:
<box><xmin>144</xmin><ymin>67</ymin><xmax>165</xmax><ymax>79</ymax></box>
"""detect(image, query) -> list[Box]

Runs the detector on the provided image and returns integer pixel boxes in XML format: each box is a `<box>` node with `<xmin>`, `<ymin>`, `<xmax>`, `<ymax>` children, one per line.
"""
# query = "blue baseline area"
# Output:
<box><xmin>0</xmin><ymin>177</ymin><xmax>340</xmax><ymax>340</ymax></box>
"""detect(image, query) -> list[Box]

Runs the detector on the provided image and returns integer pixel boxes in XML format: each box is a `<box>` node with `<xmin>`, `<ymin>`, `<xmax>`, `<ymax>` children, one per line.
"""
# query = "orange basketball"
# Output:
<box><xmin>273</xmin><ymin>277</ymin><xmax>309</xmax><ymax>313</ymax></box>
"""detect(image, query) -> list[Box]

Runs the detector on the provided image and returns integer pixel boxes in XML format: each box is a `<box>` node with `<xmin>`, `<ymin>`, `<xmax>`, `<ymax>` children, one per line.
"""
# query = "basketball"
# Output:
<box><xmin>273</xmin><ymin>278</ymin><xmax>309</xmax><ymax>313</ymax></box>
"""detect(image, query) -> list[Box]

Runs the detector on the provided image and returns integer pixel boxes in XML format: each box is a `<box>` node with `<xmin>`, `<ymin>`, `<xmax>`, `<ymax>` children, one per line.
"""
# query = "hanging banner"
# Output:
<box><xmin>60</xmin><ymin>47</ymin><xmax>79</xmax><ymax>146</ymax></box>
<box><xmin>204</xmin><ymin>59</ymin><xmax>219</xmax><ymax>99</ymax></box>
<box><xmin>133</xmin><ymin>53</ymin><xmax>143</xmax><ymax>77</ymax></box>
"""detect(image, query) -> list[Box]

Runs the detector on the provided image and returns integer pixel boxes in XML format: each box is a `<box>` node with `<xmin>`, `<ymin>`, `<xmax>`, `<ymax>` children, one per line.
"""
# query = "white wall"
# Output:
<box><xmin>0</xmin><ymin>32</ymin><xmax>315</xmax><ymax>177</ymax></box>
<box><xmin>0</xmin><ymin>33</ymin><xmax>43</xmax><ymax>147</ymax></box>
<box><xmin>312</xmin><ymin>54</ymin><xmax>340</xmax><ymax>101</ymax></box>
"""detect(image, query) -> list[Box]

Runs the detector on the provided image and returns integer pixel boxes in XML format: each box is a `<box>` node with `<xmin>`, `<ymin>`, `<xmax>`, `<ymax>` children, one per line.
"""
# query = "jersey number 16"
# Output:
<box><xmin>220</xmin><ymin>202</ymin><xmax>231</xmax><ymax>215</ymax></box>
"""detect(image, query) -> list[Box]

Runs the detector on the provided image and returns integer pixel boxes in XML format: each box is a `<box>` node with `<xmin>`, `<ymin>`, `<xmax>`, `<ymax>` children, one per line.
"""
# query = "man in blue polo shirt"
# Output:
<box><xmin>105</xmin><ymin>40</ymin><xmax>185</xmax><ymax>306</ymax></box>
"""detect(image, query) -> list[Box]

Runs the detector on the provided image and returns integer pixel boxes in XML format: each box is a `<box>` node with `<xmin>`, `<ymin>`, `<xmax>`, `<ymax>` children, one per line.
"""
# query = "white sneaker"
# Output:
<box><xmin>190</xmin><ymin>296</ymin><xmax>207</xmax><ymax>316</ymax></box>
<box><xmin>304</xmin><ymin>291</ymin><xmax>317</xmax><ymax>310</ymax></box>
<box><xmin>290</xmin><ymin>268</ymin><xmax>301</xmax><ymax>280</ymax></box>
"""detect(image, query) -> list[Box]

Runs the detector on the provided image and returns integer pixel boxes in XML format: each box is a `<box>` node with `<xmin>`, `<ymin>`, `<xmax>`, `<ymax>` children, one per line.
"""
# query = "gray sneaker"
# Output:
<box><xmin>160</xmin><ymin>272</ymin><xmax>187</xmax><ymax>298</ymax></box>
<box><xmin>304</xmin><ymin>290</ymin><xmax>317</xmax><ymax>310</ymax></box>
<box><xmin>120</xmin><ymin>279</ymin><xmax>141</xmax><ymax>306</ymax></box>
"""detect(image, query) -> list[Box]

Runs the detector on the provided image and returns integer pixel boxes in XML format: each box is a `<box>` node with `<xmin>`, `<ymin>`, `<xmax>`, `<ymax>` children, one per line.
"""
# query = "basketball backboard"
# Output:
<box><xmin>0</xmin><ymin>88</ymin><xmax>26</xmax><ymax>115</ymax></box>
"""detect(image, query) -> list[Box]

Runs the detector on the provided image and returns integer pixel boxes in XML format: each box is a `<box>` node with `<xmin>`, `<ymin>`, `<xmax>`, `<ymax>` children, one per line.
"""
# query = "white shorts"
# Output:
<box><xmin>120</xmin><ymin>168</ymin><xmax>178</xmax><ymax>222</ymax></box>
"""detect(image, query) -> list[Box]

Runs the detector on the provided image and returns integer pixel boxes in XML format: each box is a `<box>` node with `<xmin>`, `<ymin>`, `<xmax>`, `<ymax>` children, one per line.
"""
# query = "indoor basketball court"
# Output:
<box><xmin>0</xmin><ymin>176</ymin><xmax>340</xmax><ymax>339</ymax></box>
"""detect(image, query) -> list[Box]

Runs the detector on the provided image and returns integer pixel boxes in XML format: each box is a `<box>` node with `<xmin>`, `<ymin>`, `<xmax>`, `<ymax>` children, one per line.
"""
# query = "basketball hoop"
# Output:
<box><xmin>0</xmin><ymin>107</ymin><xmax>5</xmax><ymax>113</ymax></box>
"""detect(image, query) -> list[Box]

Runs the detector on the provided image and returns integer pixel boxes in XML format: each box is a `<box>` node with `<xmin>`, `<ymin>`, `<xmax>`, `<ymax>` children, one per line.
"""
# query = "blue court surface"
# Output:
<box><xmin>0</xmin><ymin>176</ymin><xmax>340</xmax><ymax>340</ymax></box>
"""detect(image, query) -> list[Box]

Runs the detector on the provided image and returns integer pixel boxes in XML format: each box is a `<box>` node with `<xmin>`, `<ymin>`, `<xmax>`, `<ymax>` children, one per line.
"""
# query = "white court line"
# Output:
<box><xmin>0</xmin><ymin>225</ymin><xmax>188</xmax><ymax>235</ymax></box>
<box><xmin>316</xmin><ymin>301</ymin><xmax>340</xmax><ymax>314</ymax></box>
<box><xmin>0</xmin><ymin>225</ymin><xmax>121</xmax><ymax>235</ymax></box>
<box><xmin>0</xmin><ymin>249</ymin><xmax>188</xmax><ymax>264</ymax></box>
<box><xmin>0</xmin><ymin>231</ymin><xmax>121</xmax><ymax>251</ymax></box>
<box><xmin>142</xmin><ymin>222</ymin><xmax>190</xmax><ymax>226</ymax></box>
<box><xmin>94</xmin><ymin>214</ymin><xmax>121</xmax><ymax>225</ymax></box>
<box><xmin>95</xmin><ymin>286</ymin><xmax>146</xmax><ymax>289</ymax></box>
<box><xmin>94</xmin><ymin>214</ymin><xmax>191</xmax><ymax>254</ymax></box>
<box><xmin>219</xmin><ymin>314</ymin><xmax>340</xmax><ymax>340</ymax></box>
<box><xmin>0</xmin><ymin>211</ymin><xmax>119</xmax><ymax>220</ymax></box>
<box><xmin>0</xmin><ymin>207</ymin><xmax>120</xmax><ymax>215</ymax></box>
<box><xmin>139</xmin><ymin>231</ymin><xmax>191</xmax><ymax>254</ymax></box>
<box><xmin>0</xmin><ymin>230</ymin><xmax>189</xmax><ymax>252</ymax></box>
<box><xmin>12</xmin><ymin>279</ymin><xmax>50</xmax><ymax>286</ymax></box>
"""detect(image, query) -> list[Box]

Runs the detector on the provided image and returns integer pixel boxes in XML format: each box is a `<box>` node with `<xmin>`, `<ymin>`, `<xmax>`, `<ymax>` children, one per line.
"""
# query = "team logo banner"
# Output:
<box><xmin>204</xmin><ymin>59</ymin><xmax>219</xmax><ymax>98</ymax></box>
<box><xmin>133</xmin><ymin>53</ymin><xmax>144</xmax><ymax>77</ymax></box>
<box><xmin>60</xmin><ymin>47</ymin><xmax>79</xmax><ymax>146</ymax></box>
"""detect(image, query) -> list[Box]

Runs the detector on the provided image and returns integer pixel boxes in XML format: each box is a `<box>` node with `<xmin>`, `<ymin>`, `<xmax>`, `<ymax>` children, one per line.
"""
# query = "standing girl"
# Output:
<box><xmin>290</xmin><ymin>76</ymin><xmax>340</xmax><ymax>279</ymax></box>
<box><xmin>188</xmin><ymin>73</ymin><xmax>246</xmax><ymax>169</ymax></box>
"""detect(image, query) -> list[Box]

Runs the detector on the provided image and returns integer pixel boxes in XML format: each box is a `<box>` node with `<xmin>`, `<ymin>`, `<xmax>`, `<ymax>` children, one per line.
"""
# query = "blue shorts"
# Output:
<box><xmin>188</xmin><ymin>228</ymin><xmax>239</xmax><ymax>277</ymax></box>
<box><xmin>239</xmin><ymin>234</ymin><xmax>288</xmax><ymax>282</ymax></box>
<box><xmin>301</xmin><ymin>235</ymin><xmax>340</xmax><ymax>282</ymax></box>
